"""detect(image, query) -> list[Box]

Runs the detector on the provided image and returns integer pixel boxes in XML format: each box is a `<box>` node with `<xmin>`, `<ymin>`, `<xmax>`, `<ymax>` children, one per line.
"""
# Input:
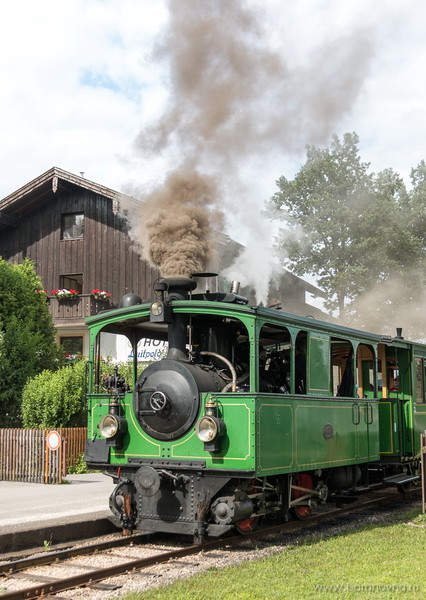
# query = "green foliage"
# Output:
<box><xmin>67</xmin><ymin>453</ymin><xmax>94</xmax><ymax>474</ymax></box>
<box><xmin>21</xmin><ymin>360</ymin><xmax>86</xmax><ymax>428</ymax></box>
<box><xmin>98</xmin><ymin>357</ymin><xmax>134</xmax><ymax>390</ymax></box>
<box><xmin>0</xmin><ymin>258</ymin><xmax>58</xmax><ymax>426</ymax></box>
<box><xmin>267</xmin><ymin>133</ymin><xmax>424</xmax><ymax>332</ymax></box>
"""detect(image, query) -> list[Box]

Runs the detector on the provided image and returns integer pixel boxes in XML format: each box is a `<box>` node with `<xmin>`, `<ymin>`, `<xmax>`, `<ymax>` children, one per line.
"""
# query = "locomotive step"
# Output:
<box><xmin>383</xmin><ymin>474</ymin><xmax>420</xmax><ymax>486</ymax></box>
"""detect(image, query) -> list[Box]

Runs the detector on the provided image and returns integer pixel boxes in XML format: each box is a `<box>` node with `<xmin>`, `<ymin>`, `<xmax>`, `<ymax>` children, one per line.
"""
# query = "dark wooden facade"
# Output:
<box><xmin>0</xmin><ymin>167</ymin><xmax>159</xmax><ymax>353</ymax></box>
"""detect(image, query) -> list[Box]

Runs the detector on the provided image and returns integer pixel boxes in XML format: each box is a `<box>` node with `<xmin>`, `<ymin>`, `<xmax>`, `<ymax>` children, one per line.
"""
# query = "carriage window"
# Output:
<box><xmin>295</xmin><ymin>331</ymin><xmax>307</xmax><ymax>394</ymax></box>
<box><xmin>386</xmin><ymin>354</ymin><xmax>399</xmax><ymax>395</ymax></box>
<box><xmin>331</xmin><ymin>338</ymin><xmax>354</xmax><ymax>397</ymax></box>
<box><xmin>356</xmin><ymin>344</ymin><xmax>375</xmax><ymax>398</ymax></box>
<box><xmin>258</xmin><ymin>324</ymin><xmax>291</xmax><ymax>393</ymax></box>
<box><xmin>415</xmin><ymin>358</ymin><xmax>425</xmax><ymax>403</ymax></box>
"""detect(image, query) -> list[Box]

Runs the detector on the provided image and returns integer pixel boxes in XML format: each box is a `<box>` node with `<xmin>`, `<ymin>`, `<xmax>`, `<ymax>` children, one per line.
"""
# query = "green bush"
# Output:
<box><xmin>67</xmin><ymin>453</ymin><xmax>95</xmax><ymax>474</ymax></box>
<box><xmin>21</xmin><ymin>360</ymin><xmax>86</xmax><ymax>428</ymax></box>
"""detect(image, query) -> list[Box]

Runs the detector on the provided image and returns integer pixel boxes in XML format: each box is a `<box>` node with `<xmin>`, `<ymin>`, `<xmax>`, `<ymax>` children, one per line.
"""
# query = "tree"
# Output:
<box><xmin>406</xmin><ymin>160</ymin><xmax>426</xmax><ymax>252</ymax></box>
<box><xmin>267</xmin><ymin>133</ymin><xmax>421</xmax><ymax>328</ymax></box>
<box><xmin>0</xmin><ymin>258</ymin><xmax>58</xmax><ymax>426</ymax></box>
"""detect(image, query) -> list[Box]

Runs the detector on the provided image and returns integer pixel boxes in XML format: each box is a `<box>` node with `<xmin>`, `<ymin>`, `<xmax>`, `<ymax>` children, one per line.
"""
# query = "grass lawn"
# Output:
<box><xmin>117</xmin><ymin>508</ymin><xmax>426</xmax><ymax>600</ymax></box>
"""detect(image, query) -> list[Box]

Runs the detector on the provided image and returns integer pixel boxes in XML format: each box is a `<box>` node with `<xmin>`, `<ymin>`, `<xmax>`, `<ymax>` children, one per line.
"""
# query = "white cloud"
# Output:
<box><xmin>1</xmin><ymin>0</ymin><xmax>425</xmax><ymax>217</ymax></box>
<box><xmin>0</xmin><ymin>0</ymin><xmax>167</xmax><ymax>195</ymax></box>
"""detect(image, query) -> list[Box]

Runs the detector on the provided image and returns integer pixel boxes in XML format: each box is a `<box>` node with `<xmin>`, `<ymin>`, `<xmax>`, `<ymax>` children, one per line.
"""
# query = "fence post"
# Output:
<box><xmin>46</xmin><ymin>430</ymin><xmax>62</xmax><ymax>484</ymax></box>
<box><xmin>62</xmin><ymin>437</ymin><xmax>68</xmax><ymax>479</ymax></box>
<box><xmin>421</xmin><ymin>433</ymin><xmax>426</xmax><ymax>514</ymax></box>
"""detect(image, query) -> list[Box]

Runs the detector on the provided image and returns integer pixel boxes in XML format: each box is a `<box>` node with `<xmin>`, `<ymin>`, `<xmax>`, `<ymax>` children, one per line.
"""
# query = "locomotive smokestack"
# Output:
<box><xmin>163</xmin><ymin>277</ymin><xmax>197</xmax><ymax>301</ymax></box>
<box><xmin>396</xmin><ymin>327</ymin><xmax>404</xmax><ymax>339</ymax></box>
<box><xmin>164</xmin><ymin>277</ymin><xmax>197</xmax><ymax>361</ymax></box>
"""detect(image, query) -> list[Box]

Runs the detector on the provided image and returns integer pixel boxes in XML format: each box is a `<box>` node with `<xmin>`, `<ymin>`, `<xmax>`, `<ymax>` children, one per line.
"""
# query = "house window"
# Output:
<box><xmin>61</xmin><ymin>213</ymin><xmax>84</xmax><ymax>239</ymax></box>
<box><xmin>60</xmin><ymin>336</ymin><xmax>83</xmax><ymax>356</ymax></box>
<box><xmin>60</xmin><ymin>274</ymin><xmax>83</xmax><ymax>293</ymax></box>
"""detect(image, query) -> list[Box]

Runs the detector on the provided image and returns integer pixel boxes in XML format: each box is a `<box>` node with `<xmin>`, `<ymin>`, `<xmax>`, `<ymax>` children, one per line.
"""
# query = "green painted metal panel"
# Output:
<box><xmin>255</xmin><ymin>396</ymin><xmax>380</xmax><ymax>476</ymax></box>
<box><xmin>413</xmin><ymin>404</ymin><xmax>426</xmax><ymax>454</ymax></box>
<box><xmin>256</xmin><ymin>399</ymin><xmax>294</xmax><ymax>472</ymax></box>
<box><xmin>295</xmin><ymin>401</ymin><xmax>356</xmax><ymax>468</ymax></box>
<box><xmin>88</xmin><ymin>391</ymin><xmax>256</xmax><ymax>470</ymax></box>
<box><xmin>363</xmin><ymin>401</ymin><xmax>380</xmax><ymax>459</ymax></box>
<box><xmin>169</xmin><ymin>394</ymin><xmax>256</xmax><ymax>470</ymax></box>
<box><xmin>378</xmin><ymin>400</ymin><xmax>401</xmax><ymax>455</ymax></box>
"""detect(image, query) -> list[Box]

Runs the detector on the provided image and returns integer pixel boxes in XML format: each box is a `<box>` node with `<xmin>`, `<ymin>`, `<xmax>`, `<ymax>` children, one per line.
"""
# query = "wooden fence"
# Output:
<box><xmin>0</xmin><ymin>428</ymin><xmax>87</xmax><ymax>484</ymax></box>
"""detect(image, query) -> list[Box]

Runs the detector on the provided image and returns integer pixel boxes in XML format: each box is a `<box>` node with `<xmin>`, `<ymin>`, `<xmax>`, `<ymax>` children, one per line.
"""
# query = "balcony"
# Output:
<box><xmin>48</xmin><ymin>294</ymin><xmax>112</xmax><ymax>323</ymax></box>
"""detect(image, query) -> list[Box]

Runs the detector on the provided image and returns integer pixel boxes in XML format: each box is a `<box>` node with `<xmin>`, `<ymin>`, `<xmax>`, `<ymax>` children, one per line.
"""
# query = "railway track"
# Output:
<box><xmin>0</xmin><ymin>487</ymin><xmax>420</xmax><ymax>600</ymax></box>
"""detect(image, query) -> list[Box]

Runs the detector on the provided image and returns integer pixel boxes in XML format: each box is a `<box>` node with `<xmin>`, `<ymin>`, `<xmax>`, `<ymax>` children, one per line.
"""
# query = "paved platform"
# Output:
<box><xmin>0</xmin><ymin>472</ymin><xmax>114</xmax><ymax>535</ymax></box>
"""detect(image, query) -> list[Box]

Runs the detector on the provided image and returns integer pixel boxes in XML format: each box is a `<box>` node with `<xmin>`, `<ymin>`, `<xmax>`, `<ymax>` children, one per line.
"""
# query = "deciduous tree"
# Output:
<box><xmin>267</xmin><ymin>133</ymin><xmax>421</xmax><ymax>331</ymax></box>
<box><xmin>0</xmin><ymin>258</ymin><xmax>58</xmax><ymax>426</ymax></box>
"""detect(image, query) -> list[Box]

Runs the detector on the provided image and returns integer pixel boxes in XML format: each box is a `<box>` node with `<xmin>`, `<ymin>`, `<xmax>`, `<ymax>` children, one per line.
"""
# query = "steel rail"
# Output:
<box><xmin>0</xmin><ymin>533</ymin><xmax>149</xmax><ymax>576</ymax></box>
<box><xmin>0</xmin><ymin>487</ymin><xmax>420</xmax><ymax>600</ymax></box>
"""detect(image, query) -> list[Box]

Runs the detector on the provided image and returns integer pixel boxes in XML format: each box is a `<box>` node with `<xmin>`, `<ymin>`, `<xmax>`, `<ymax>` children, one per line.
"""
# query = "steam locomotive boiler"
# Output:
<box><xmin>84</xmin><ymin>276</ymin><xmax>424</xmax><ymax>541</ymax></box>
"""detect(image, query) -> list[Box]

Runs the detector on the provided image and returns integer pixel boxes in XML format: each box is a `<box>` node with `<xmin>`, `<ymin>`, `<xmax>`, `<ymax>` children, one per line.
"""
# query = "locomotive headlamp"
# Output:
<box><xmin>151</xmin><ymin>301</ymin><xmax>163</xmax><ymax>316</ymax></box>
<box><xmin>99</xmin><ymin>410</ymin><xmax>128</xmax><ymax>448</ymax></box>
<box><xmin>196</xmin><ymin>398</ymin><xmax>226</xmax><ymax>453</ymax></box>
<box><xmin>196</xmin><ymin>416</ymin><xmax>220</xmax><ymax>442</ymax></box>
<box><xmin>150</xmin><ymin>300</ymin><xmax>172</xmax><ymax>323</ymax></box>
<box><xmin>100</xmin><ymin>414</ymin><xmax>120</xmax><ymax>438</ymax></box>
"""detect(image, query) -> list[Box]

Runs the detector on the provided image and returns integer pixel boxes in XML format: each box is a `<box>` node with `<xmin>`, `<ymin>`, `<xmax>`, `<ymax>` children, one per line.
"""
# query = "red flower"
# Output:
<box><xmin>91</xmin><ymin>289</ymin><xmax>111</xmax><ymax>299</ymax></box>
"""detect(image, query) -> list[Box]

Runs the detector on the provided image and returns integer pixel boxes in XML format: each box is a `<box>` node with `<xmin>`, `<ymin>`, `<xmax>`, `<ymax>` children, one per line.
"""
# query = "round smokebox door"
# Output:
<box><xmin>135</xmin><ymin>359</ymin><xmax>200</xmax><ymax>441</ymax></box>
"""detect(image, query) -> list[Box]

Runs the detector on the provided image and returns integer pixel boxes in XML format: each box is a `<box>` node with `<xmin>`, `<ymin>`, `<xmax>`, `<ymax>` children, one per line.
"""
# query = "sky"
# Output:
<box><xmin>1</xmin><ymin>0</ymin><xmax>426</xmax><ymax>294</ymax></box>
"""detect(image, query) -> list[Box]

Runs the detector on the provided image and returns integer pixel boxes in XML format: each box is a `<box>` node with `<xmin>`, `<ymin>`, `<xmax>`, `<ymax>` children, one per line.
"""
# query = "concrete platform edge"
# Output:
<box><xmin>0</xmin><ymin>516</ymin><xmax>117</xmax><ymax>555</ymax></box>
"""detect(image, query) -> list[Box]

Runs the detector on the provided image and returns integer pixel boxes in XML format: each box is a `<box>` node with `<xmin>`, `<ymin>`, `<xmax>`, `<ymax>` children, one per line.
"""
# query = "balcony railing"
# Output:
<box><xmin>48</xmin><ymin>294</ymin><xmax>111</xmax><ymax>321</ymax></box>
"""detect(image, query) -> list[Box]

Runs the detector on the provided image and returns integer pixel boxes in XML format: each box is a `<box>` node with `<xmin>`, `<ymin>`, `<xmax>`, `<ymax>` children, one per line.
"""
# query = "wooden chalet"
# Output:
<box><xmin>0</xmin><ymin>167</ymin><xmax>326</xmax><ymax>358</ymax></box>
<box><xmin>0</xmin><ymin>167</ymin><xmax>159</xmax><ymax>356</ymax></box>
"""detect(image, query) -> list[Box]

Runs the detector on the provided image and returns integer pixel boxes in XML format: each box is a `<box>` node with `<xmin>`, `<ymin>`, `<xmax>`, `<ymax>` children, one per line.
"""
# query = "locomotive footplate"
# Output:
<box><xmin>128</xmin><ymin>457</ymin><xmax>207</xmax><ymax>470</ymax></box>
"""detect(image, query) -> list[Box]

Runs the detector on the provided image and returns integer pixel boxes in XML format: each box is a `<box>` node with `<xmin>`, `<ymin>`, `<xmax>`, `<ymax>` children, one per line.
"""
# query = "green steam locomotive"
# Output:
<box><xmin>84</xmin><ymin>276</ymin><xmax>425</xmax><ymax>541</ymax></box>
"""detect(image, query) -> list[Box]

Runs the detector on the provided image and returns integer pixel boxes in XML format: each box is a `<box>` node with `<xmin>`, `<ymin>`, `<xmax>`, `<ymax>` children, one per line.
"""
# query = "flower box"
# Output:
<box><xmin>91</xmin><ymin>289</ymin><xmax>111</xmax><ymax>301</ymax></box>
<box><xmin>51</xmin><ymin>289</ymin><xmax>80</xmax><ymax>300</ymax></box>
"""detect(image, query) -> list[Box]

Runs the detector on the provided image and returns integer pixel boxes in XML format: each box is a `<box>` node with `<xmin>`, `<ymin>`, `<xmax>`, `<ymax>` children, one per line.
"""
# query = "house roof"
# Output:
<box><xmin>0</xmin><ymin>167</ymin><xmax>132</xmax><ymax>230</ymax></box>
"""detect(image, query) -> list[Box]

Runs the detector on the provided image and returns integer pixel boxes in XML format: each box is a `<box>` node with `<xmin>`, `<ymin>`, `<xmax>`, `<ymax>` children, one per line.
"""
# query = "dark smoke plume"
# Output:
<box><xmin>130</xmin><ymin>0</ymin><xmax>373</xmax><ymax>293</ymax></box>
<box><xmin>139</xmin><ymin>169</ymin><xmax>222</xmax><ymax>277</ymax></box>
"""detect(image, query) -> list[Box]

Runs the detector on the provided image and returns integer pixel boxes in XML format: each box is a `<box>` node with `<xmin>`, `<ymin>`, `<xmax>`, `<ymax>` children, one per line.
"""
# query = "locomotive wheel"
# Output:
<box><xmin>234</xmin><ymin>478</ymin><xmax>260</xmax><ymax>534</ymax></box>
<box><xmin>291</xmin><ymin>473</ymin><xmax>314</xmax><ymax>520</ymax></box>
<box><xmin>235</xmin><ymin>516</ymin><xmax>259</xmax><ymax>534</ymax></box>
